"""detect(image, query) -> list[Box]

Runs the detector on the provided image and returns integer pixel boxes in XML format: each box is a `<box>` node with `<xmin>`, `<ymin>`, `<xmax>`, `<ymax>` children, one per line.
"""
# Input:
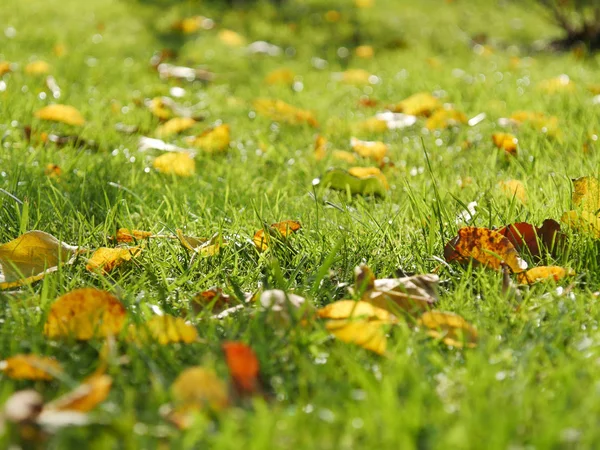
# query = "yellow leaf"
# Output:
<box><xmin>186</xmin><ymin>124</ymin><xmax>230</xmax><ymax>153</ymax></box>
<box><xmin>314</xmin><ymin>135</ymin><xmax>328</xmax><ymax>161</ymax></box>
<box><xmin>44</xmin><ymin>288</ymin><xmax>126</xmax><ymax>340</ymax></box>
<box><xmin>264</xmin><ymin>68</ymin><xmax>295</xmax><ymax>86</ymax></box>
<box><xmin>253</xmin><ymin>98</ymin><xmax>318</xmax><ymax>127</ymax></box>
<box><xmin>114</xmin><ymin>228</ymin><xmax>153</xmax><ymax>243</ymax></box>
<box><xmin>492</xmin><ymin>132</ymin><xmax>518</xmax><ymax>155</ymax></box>
<box><xmin>148</xmin><ymin>97</ymin><xmax>173</xmax><ymax>120</ymax></box>
<box><xmin>0</xmin><ymin>355</ymin><xmax>62</xmax><ymax>380</ymax></box>
<box><xmin>128</xmin><ymin>315</ymin><xmax>198</xmax><ymax>345</ymax></box>
<box><xmin>171</xmin><ymin>367</ymin><xmax>229</xmax><ymax>411</ymax></box>
<box><xmin>176</xmin><ymin>230</ymin><xmax>224</xmax><ymax>256</ymax></box>
<box><xmin>509</xmin><ymin>111</ymin><xmax>560</xmax><ymax>137</ymax></box>
<box><xmin>320</xmin><ymin>167</ymin><xmax>388</xmax><ymax>196</ymax></box>
<box><xmin>350</xmin><ymin>137</ymin><xmax>388</xmax><ymax>162</ymax></box>
<box><xmin>340</xmin><ymin>69</ymin><xmax>373</xmax><ymax>85</ymax></box>
<box><xmin>218</xmin><ymin>29</ymin><xmax>246</xmax><ymax>47</ymax></box>
<box><xmin>318</xmin><ymin>300</ymin><xmax>396</xmax><ymax>322</ymax></box>
<box><xmin>45</xmin><ymin>374</ymin><xmax>112</xmax><ymax>412</ymax></box>
<box><xmin>155</xmin><ymin>117</ymin><xmax>196</xmax><ymax>138</ymax></box>
<box><xmin>354</xmin><ymin>0</ymin><xmax>374</xmax><ymax>7</ymax></box>
<box><xmin>418</xmin><ymin>311</ymin><xmax>478</xmax><ymax>348</ymax></box>
<box><xmin>355</xmin><ymin>45</ymin><xmax>374</xmax><ymax>59</ymax></box>
<box><xmin>325</xmin><ymin>320</ymin><xmax>387</xmax><ymax>355</ymax></box>
<box><xmin>0</xmin><ymin>230</ymin><xmax>79</xmax><ymax>290</ymax></box>
<box><xmin>572</xmin><ymin>176</ymin><xmax>600</xmax><ymax>215</ymax></box>
<box><xmin>561</xmin><ymin>210</ymin><xmax>600</xmax><ymax>238</ymax></box>
<box><xmin>25</xmin><ymin>60</ymin><xmax>51</xmax><ymax>75</ymax></box>
<box><xmin>538</xmin><ymin>75</ymin><xmax>574</xmax><ymax>93</ymax></box>
<box><xmin>332</xmin><ymin>150</ymin><xmax>357</xmax><ymax>163</ymax></box>
<box><xmin>425</xmin><ymin>109</ymin><xmax>467</xmax><ymax>130</ymax></box>
<box><xmin>517</xmin><ymin>266</ymin><xmax>575</xmax><ymax>285</ymax></box>
<box><xmin>253</xmin><ymin>220</ymin><xmax>302</xmax><ymax>252</ymax></box>
<box><xmin>390</xmin><ymin>92</ymin><xmax>440</xmax><ymax>117</ymax></box>
<box><xmin>352</xmin><ymin>117</ymin><xmax>388</xmax><ymax>134</ymax></box>
<box><xmin>85</xmin><ymin>247</ymin><xmax>141</xmax><ymax>274</ymax></box>
<box><xmin>348</xmin><ymin>167</ymin><xmax>389</xmax><ymax>189</ymax></box>
<box><xmin>34</xmin><ymin>104</ymin><xmax>85</xmax><ymax>126</ymax></box>
<box><xmin>0</xmin><ymin>61</ymin><xmax>12</xmax><ymax>76</ymax></box>
<box><xmin>498</xmin><ymin>179</ymin><xmax>527</xmax><ymax>204</ymax></box>
<box><xmin>153</xmin><ymin>152</ymin><xmax>196</xmax><ymax>177</ymax></box>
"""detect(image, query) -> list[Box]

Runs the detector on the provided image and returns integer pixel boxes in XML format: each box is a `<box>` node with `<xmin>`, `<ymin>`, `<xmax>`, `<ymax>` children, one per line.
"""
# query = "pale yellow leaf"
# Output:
<box><xmin>153</xmin><ymin>152</ymin><xmax>196</xmax><ymax>177</ymax></box>
<box><xmin>34</xmin><ymin>104</ymin><xmax>85</xmax><ymax>126</ymax></box>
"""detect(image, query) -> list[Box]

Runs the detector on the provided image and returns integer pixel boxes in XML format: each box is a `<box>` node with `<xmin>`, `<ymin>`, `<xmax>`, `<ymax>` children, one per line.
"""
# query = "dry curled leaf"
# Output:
<box><xmin>253</xmin><ymin>220</ymin><xmax>301</xmax><ymax>251</ymax></box>
<box><xmin>492</xmin><ymin>132</ymin><xmax>518</xmax><ymax>155</ymax></box>
<box><xmin>517</xmin><ymin>266</ymin><xmax>575</xmax><ymax>285</ymax></box>
<box><xmin>186</xmin><ymin>124</ymin><xmax>230</xmax><ymax>153</ymax></box>
<box><xmin>318</xmin><ymin>300</ymin><xmax>396</xmax><ymax>322</ymax></box>
<box><xmin>44</xmin><ymin>288</ymin><xmax>126</xmax><ymax>340</ymax></box>
<box><xmin>389</xmin><ymin>92</ymin><xmax>440</xmax><ymax>117</ymax></box>
<box><xmin>44</xmin><ymin>374</ymin><xmax>112</xmax><ymax>413</ymax></box>
<box><xmin>192</xmin><ymin>288</ymin><xmax>232</xmax><ymax>314</ymax></box>
<box><xmin>418</xmin><ymin>311</ymin><xmax>478</xmax><ymax>348</ymax></box>
<box><xmin>444</xmin><ymin>227</ymin><xmax>528</xmax><ymax>273</ymax></box>
<box><xmin>222</xmin><ymin>341</ymin><xmax>262</xmax><ymax>397</ymax></box>
<box><xmin>86</xmin><ymin>247</ymin><xmax>141</xmax><ymax>274</ymax></box>
<box><xmin>0</xmin><ymin>355</ymin><xmax>62</xmax><ymax>380</ymax></box>
<box><xmin>128</xmin><ymin>315</ymin><xmax>198</xmax><ymax>345</ymax></box>
<box><xmin>176</xmin><ymin>230</ymin><xmax>224</xmax><ymax>256</ymax></box>
<box><xmin>253</xmin><ymin>98</ymin><xmax>318</xmax><ymax>127</ymax></box>
<box><xmin>153</xmin><ymin>152</ymin><xmax>196</xmax><ymax>177</ymax></box>
<box><xmin>155</xmin><ymin>117</ymin><xmax>196</xmax><ymax>138</ymax></box>
<box><xmin>34</xmin><ymin>104</ymin><xmax>85</xmax><ymax>126</ymax></box>
<box><xmin>0</xmin><ymin>230</ymin><xmax>79</xmax><ymax>290</ymax></box>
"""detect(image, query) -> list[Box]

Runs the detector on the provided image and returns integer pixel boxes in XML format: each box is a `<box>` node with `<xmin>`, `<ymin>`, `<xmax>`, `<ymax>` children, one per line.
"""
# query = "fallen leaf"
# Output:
<box><xmin>350</xmin><ymin>137</ymin><xmax>388</xmax><ymax>162</ymax></box>
<box><xmin>0</xmin><ymin>355</ymin><xmax>62</xmax><ymax>380</ymax></box>
<box><xmin>253</xmin><ymin>220</ymin><xmax>302</xmax><ymax>251</ymax></box>
<box><xmin>318</xmin><ymin>300</ymin><xmax>396</xmax><ymax>322</ymax></box>
<box><xmin>389</xmin><ymin>92</ymin><xmax>441</xmax><ymax>117</ymax></box>
<box><xmin>155</xmin><ymin>117</ymin><xmax>196</xmax><ymax>138</ymax></box>
<box><xmin>25</xmin><ymin>61</ymin><xmax>51</xmax><ymax>75</ymax></box>
<box><xmin>171</xmin><ymin>367</ymin><xmax>229</xmax><ymax>411</ymax></box>
<box><xmin>425</xmin><ymin>108</ymin><xmax>467</xmax><ymax>130</ymax></box>
<box><xmin>325</xmin><ymin>320</ymin><xmax>387</xmax><ymax>355</ymax></box>
<box><xmin>192</xmin><ymin>288</ymin><xmax>233</xmax><ymax>314</ymax></box>
<box><xmin>138</xmin><ymin>136</ymin><xmax>195</xmax><ymax>154</ymax></box>
<box><xmin>333</xmin><ymin>150</ymin><xmax>357</xmax><ymax>163</ymax></box>
<box><xmin>146</xmin><ymin>97</ymin><xmax>204</xmax><ymax>120</ymax></box>
<box><xmin>186</xmin><ymin>124</ymin><xmax>231</xmax><ymax>153</ymax></box>
<box><xmin>314</xmin><ymin>134</ymin><xmax>328</xmax><ymax>160</ymax></box>
<box><xmin>538</xmin><ymin>75</ymin><xmax>574</xmax><ymax>93</ymax></box>
<box><xmin>418</xmin><ymin>311</ymin><xmax>478</xmax><ymax>348</ymax></box>
<box><xmin>339</xmin><ymin>69</ymin><xmax>373</xmax><ymax>85</ymax></box>
<box><xmin>444</xmin><ymin>227</ymin><xmax>528</xmax><ymax>273</ymax></box>
<box><xmin>44</xmin><ymin>374</ymin><xmax>112</xmax><ymax>412</ymax></box>
<box><xmin>222</xmin><ymin>342</ymin><xmax>262</xmax><ymax>397</ymax></box>
<box><xmin>507</xmin><ymin>111</ymin><xmax>560</xmax><ymax>137</ymax></box>
<box><xmin>492</xmin><ymin>132</ymin><xmax>518</xmax><ymax>155</ymax></box>
<box><xmin>2</xmin><ymin>390</ymin><xmax>44</xmax><ymax>424</ymax></box>
<box><xmin>128</xmin><ymin>315</ymin><xmax>198</xmax><ymax>344</ymax></box>
<box><xmin>264</xmin><ymin>68</ymin><xmax>295</xmax><ymax>86</ymax></box>
<box><xmin>44</xmin><ymin>288</ymin><xmax>126</xmax><ymax>340</ymax></box>
<box><xmin>497</xmin><ymin>219</ymin><xmax>563</xmax><ymax>257</ymax></box>
<box><xmin>517</xmin><ymin>266</ymin><xmax>575</xmax><ymax>284</ymax></box>
<box><xmin>352</xmin><ymin>117</ymin><xmax>389</xmax><ymax>134</ymax></box>
<box><xmin>374</xmin><ymin>112</ymin><xmax>417</xmax><ymax>130</ymax></box>
<box><xmin>153</xmin><ymin>152</ymin><xmax>196</xmax><ymax>177</ymax></box>
<box><xmin>572</xmin><ymin>176</ymin><xmax>600</xmax><ymax>215</ymax></box>
<box><xmin>0</xmin><ymin>61</ymin><xmax>12</xmax><ymax>76</ymax></box>
<box><xmin>114</xmin><ymin>228</ymin><xmax>153</xmax><ymax>243</ymax></box>
<box><xmin>498</xmin><ymin>179</ymin><xmax>527</xmax><ymax>204</ymax></box>
<box><xmin>85</xmin><ymin>247</ymin><xmax>141</xmax><ymax>274</ymax></box>
<box><xmin>172</xmin><ymin>15</ymin><xmax>213</xmax><ymax>33</ymax></box>
<box><xmin>218</xmin><ymin>29</ymin><xmax>246</xmax><ymax>47</ymax></box>
<box><xmin>0</xmin><ymin>230</ymin><xmax>79</xmax><ymax>290</ymax></box>
<box><xmin>34</xmin><ymin>105</ymin><xmax>85</xmax><ymax>126</ymax></box>
<box><xmin>561</xmin><ymin>210</ymin><xmax>600</xmax><ymax>238</ymax></box>
<box><xmin>176</xmin><ymin>230</ymin><xmax>224</xmax><ymax>256</ymax></box>
<box><xmin>253</xmin><ymin>98</ymin><xmax>318</xmax><ymax>127</ymax></box>
<box><xmin>45</xmin><ymin>164</ymin><xmax>61</xmax><ymax>178</ymax></box>
<box><xmin>355</xmin><ymin>45</ymin><xmax>374</xmax><ymax>59</ymax></box>
<box><xmin>319</xmin><ymin>167</ymin><xmax>388</xmax><ymax>196</ymax></box>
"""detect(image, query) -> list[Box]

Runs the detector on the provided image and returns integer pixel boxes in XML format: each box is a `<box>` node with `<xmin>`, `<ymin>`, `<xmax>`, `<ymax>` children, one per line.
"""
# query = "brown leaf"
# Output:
<box><xmin>497</xmin><ymin>219</ymin><xmax>563</xmax><ymax>258</ymax></box>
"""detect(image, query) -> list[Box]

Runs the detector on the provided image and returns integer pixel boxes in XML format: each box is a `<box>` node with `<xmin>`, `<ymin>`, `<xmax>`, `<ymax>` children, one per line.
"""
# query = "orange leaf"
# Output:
<box><xmin>44</xmin><ymin>288</ymin><xmax>126</xmax><ymax>340</ymax></box>
<box><xmin>45</xmin><ymin>374</ymin><xmax>112</xmax><ymax>412</ymax></box>
<box><xmin>0</xmin><ymin>354</ymin><xmax>62</xmax><ymax>380</ymax></box>
<box><xmin>253</xmin><ymin>220</ymin><xmax>301</xmax><ymax>251</ymax></box>
<box><xmin>222</xmin><ymin>341</ymin><xmax>261</xmax><ymax>397</ymax></box>
<box><xmin>444</xmin><ymin>227</ymin><xmax>527</xmax><ymax>273</ymax></box>
<box><xmin>114</xmin><ymin>228</ymin><xmax>153</xmax><ymax>243</ymax></box>
<box><xmin>192</xmin><ymin>288</ymin><xmax>232</xmax><ymax>314</ymax></box>
<box><xmin>492</xmin><ymin>133</ymin><xmax>518</xmax><ymax>155</ymax></box>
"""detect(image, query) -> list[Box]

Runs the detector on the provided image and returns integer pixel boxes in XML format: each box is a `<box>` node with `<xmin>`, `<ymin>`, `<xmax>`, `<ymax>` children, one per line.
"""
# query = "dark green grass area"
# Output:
<box><xmin>1</xmin><ymin>0</ymin><xmax>600</xmax><ymax>448</ymax></box>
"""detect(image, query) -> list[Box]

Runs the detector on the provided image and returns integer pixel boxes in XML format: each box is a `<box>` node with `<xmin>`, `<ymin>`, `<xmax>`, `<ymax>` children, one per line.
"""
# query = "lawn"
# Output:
<box><xmin>1</xmin><ymin>0</ymin><xmax>600</xmax><ymax>448</ymax></box>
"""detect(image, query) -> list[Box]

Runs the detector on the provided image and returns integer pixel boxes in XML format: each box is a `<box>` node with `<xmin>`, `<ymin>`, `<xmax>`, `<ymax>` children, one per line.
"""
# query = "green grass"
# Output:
<box><xmin>1</xmin><ymin>0</ymin><xmax>600</xmax><ymax>448</ymax></box>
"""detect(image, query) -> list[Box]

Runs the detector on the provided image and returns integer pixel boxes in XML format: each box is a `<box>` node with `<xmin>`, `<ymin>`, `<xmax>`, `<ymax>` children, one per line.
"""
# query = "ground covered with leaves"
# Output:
<box><xmin>1</xmin><ymin>0</ymin><xmax>600</xmax><ymax>448</ymax></box>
